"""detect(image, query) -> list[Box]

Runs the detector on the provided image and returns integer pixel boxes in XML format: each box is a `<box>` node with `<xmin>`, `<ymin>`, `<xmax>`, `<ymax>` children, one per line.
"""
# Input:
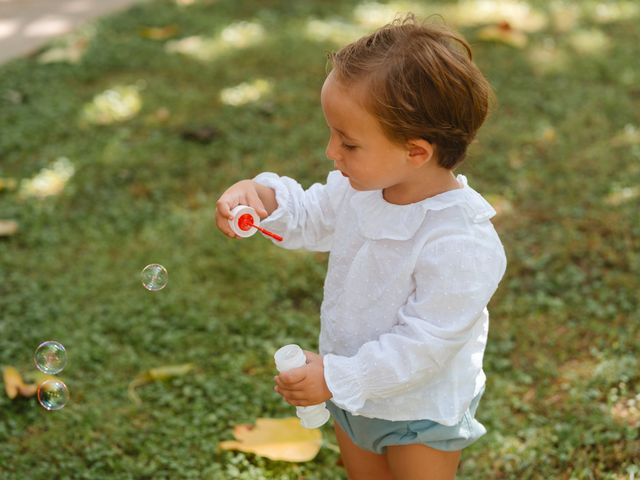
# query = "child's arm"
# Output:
<box><xmin>249</xmin><ymin>170</ymin><xmax>349</xmax><ymax>251</ymax></box>
<box><xmin>215</xmin><ymin>179</ymin><xmax>278</xmax><ymax>239</ymax></box>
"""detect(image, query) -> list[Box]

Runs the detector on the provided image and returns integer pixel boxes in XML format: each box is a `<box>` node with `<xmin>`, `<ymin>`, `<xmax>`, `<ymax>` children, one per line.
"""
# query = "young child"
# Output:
<box><xmin>215</xmin><ymin>14</ymin><xmax>506</xmax><ymax>480</ymax></box>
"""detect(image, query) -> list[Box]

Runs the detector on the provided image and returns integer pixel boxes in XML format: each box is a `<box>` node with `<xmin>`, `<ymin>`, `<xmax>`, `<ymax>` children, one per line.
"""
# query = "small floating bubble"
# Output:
<box><xmin>34</xmin><ymin>341</ymin><xmax>67</xmax><ymax>375</ymax></box>
<box><xmin>141</xmin><ymin>264</ymin><xmax>168</xmax><ymax>291</ymax></box>
<box><xmin>37</xmin><ymin>379</ymin><xmax>69</xmax><ymax>411</ymax></box>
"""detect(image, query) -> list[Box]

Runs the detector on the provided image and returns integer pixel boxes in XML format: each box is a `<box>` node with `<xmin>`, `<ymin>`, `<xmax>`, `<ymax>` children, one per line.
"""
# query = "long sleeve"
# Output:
<box><xmin>253</xmin><ymin>170</ymin><xmax>349</xmax><ymax>252</ymax></box>
<box><xmin>323</xmin><ymin>234</ymin><xmax>507</xmax><ymax>413</ymax></box>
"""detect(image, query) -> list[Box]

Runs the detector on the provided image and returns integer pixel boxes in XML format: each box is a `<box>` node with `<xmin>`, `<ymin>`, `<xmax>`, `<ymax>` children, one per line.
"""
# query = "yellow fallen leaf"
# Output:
<box><xmin>128</xmin><ymin>363</ymin><xmax>195</xmax><ymax>404</ymax></box>
<box><xmin>2</xmin><ymin>366</ymin><xmax>37</xmax><ymax>399</ymax></box>
<box><xmin>219</xmin><ymin>417</ymin><xmax>322</xmax><ymax>462</ymax></box>
<box><xmin>139</xmin><ymin>25</ymin><xmax>179</xmax><ymax>40</ymax></box>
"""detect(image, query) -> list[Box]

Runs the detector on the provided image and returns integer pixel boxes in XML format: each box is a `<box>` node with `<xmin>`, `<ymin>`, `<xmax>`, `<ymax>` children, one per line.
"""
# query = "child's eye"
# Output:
<box><xmin>341</xmin><ymin>143</ymin><xmax>357</xmax><ymax>151</ymax></box>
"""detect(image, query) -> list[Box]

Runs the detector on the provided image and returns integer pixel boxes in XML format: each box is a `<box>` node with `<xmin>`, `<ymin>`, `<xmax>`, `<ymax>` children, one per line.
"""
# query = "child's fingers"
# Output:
<box><xmin>275</xmin><ymin>367</ymin><xmax>307</xmax><ymax>386</ymax></box>
<box><xmin>214</xmin><ymin>200</ymin><xmax>238</xmax><ymax>238</ymax></box>
<box><xmin>246</xmin><ymin>189</ymin><xmax>268</xmax><ymax>218</ymax></box>
<box><xmin>274</xmin><ymin>384</ymin><xmax>307</xmax><ymax>403</ymax></box>
<box><xmin>215</xmin><ymin>198</ymin><xmax>235</xmax><ymax>220</ymax></box>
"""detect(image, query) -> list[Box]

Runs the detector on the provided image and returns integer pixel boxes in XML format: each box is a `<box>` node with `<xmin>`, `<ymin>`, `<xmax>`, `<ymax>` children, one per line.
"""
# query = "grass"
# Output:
<box><xmin>1</xmin><ymin>0</ymin><xmax>639</xmax><ymax>478</ymax></box>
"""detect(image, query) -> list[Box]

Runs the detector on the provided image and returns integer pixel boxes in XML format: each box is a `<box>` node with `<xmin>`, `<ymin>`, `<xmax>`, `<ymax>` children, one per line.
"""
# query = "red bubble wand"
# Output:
<box><xmin>237</xmin><ymin>214</ymin><xmax>283</xmax><ymax>242</ymax></box>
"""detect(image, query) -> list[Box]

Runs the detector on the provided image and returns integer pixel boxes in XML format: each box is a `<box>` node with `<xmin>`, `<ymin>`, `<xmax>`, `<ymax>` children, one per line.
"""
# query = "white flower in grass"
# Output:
<box><xmin>82</xmin><ymin>85</ymin><xmax>142</xmax><ymax>125</ymax></box>
<box><xmin>220</xmin><ymin>21</ymin><xmax>265</xmax><ymax>48</ymax></box>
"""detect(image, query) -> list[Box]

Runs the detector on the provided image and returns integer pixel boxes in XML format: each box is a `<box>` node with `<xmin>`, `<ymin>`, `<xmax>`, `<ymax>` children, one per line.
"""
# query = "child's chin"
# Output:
<box><xmin>348</xmin><ymin>179</ymin><xmax>374</xmax><ymax>191</ymax></box>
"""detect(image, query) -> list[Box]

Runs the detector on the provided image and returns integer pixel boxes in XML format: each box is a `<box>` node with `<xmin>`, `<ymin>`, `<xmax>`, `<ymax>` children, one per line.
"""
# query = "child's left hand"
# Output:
<box><xmin>274</xmin><ymin>351</ymin><xmax>333</xmax><ymax>406</ymax></box>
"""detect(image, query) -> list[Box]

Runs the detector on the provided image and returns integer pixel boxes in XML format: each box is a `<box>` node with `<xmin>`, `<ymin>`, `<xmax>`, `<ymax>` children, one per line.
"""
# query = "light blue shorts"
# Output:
<box><xmin>326</xmin><ymin>388</ymin><xmax>486</xmax><ymax>454</ymax></box>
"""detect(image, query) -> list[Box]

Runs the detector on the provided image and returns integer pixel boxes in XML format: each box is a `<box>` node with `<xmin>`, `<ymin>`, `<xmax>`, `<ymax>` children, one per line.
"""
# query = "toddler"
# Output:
<box><xmin>216</xmin><ymin>14</ymin><xmax>506</xmax><ymax>480</ymax></box>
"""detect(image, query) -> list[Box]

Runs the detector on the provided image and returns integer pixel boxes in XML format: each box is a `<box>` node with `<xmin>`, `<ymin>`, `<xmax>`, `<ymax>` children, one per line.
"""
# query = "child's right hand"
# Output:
<box><xmin>215</xmin><ymin>180</ymin><xmax>269</xmax><ymax>239</ymax></box>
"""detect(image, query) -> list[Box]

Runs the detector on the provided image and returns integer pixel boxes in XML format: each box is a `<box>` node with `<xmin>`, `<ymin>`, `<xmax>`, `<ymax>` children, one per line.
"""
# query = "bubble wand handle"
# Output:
<box><xmin>244</xmin><ymin>218</ymin><xmax>283</xmax><ymax>242</ymax></box>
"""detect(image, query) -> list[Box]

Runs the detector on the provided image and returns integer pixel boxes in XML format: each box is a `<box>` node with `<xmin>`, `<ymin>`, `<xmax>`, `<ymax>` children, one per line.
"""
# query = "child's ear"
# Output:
<box><xmin>406</xmin><ymin>139</ymin><xmax>434</xmax><ymax>167</ymax></box>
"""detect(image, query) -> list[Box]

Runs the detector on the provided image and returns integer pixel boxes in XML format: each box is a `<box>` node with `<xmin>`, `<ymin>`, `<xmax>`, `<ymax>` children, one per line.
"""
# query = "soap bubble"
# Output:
<box><xmin>34</xmin><ymin>341</ymin><xmax>67</xmax><ymax>374</ymax></box>
<box><xmin>37</xmin><ymin>379</ymin><xmax>69</xmax><ymax>411</ymax></box>
<box><xmin>141</xmin><ymin>264</ymin><xmax>168</xmax><ymax>291</ymax></box>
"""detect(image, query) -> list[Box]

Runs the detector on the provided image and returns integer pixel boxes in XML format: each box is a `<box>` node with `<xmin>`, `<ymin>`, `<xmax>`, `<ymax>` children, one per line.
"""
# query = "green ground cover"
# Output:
<box><xmin>0</xmin><ymin>0</ymin><xmax>638</xmax><ymax>478</ymax></box>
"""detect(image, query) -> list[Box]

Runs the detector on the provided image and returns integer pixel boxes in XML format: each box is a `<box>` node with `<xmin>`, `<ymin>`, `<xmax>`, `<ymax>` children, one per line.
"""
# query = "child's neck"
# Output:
<box><xmin>382</xmin><ymin>168</ymin><xmax>461</xmax><ymax>205</ymax></box>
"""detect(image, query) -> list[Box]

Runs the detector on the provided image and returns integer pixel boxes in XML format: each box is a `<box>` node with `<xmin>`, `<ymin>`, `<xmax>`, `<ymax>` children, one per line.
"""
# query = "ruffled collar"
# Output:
<box><xmin>349</xmin><ymin>175</ymin><xmax>496</xmax><ymax>240</ymax></box>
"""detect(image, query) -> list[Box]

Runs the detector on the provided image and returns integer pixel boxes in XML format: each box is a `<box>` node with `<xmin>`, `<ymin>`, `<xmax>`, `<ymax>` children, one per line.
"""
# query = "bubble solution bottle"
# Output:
<box><xmin>274</xmin><ymin>344</ymin><xmax>330</xmax><ymax>429</ymax></box>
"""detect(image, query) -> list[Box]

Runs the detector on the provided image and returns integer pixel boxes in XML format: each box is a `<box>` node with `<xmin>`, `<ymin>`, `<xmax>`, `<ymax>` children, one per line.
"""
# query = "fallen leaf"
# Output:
<box><xmin>477</xmin><ymin>21</ymin><xmax>527</xmax><ymax>48</ymax></box>
<box><xmin>139</xmin><ymin>25</ymin><xmax>179</xmax><ymax>40</ymax></box>
<box><xmin>2</xmin><ymin>366</ymin><xmax>38</xmax><ymax>398</ymax></box>
<box><xmin>128</xmin><ymin>363</ymin><xmax>195</xmax><ymax>404</ymax></box>
<box><xmin>37</xmin><ymin>26</ymin><xmax>93</xmax><ymax>64</ymax></box>
<box><xmin>180</xmin><ymin>125</ymin><xmax>220</xmax><ymax>144</ymax></box>
<box><xmin>448</xmin><ymin>0</ymin><xmax>548</xmax><ymax>32</ymax></box>
<box><xmin>219</xmin><ymin>417</ymin><xmax>322</xmax><ymax>462</ymax></box>
<box><xmin>0</xmin><ymin>220</ymin><xmax>18</xmax><ymax>237</ymax></box>
<box><xmin>38</xmin><ymin>40</ymin><xmax>88</xmax><ymax>64</ymax></box>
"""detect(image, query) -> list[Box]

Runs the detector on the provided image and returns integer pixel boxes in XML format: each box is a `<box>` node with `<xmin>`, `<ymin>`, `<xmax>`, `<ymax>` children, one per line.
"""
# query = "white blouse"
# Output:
<box><xmin>254</xmin><ymin>171</ymin><xmax>507</xmax><ymax>425</ymax></box>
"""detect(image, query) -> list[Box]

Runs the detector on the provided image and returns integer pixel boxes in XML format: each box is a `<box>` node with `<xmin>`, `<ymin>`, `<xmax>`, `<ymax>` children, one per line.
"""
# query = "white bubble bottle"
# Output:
<box><xmin>274</xmin><ymin>344</ymin><xmax>330</xmax><ymax>429</ymax></box>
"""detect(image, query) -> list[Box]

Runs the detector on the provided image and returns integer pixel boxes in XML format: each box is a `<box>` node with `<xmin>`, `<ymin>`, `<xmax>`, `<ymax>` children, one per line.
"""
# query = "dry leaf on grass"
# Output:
<box><xmin>128</xmin><ymin>363</ymin><xmax>195</xmax><ymax>404</ymax></box>
<box><xmin>139</xmin><ymin>25</ymin><xmax>179</xmax><ymax>40</ymax></box>
<box><xmin>477</xmin><ymin>21</ymin><xmax>528</xmax><ymax>48</ymax></box>
<box><xmin>219</xmin><ymin>417</ymin><xmax>322</xmax><ymax>462</ymax></box>
<box><xmin>3</xmin><ymin>366</ymin><xmax>38</xmax><ymax>398</ymax></box>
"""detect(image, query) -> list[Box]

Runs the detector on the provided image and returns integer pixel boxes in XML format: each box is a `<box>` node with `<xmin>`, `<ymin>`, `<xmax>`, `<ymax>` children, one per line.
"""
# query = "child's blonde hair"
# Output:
<box><xmin>328</xmin><ymin>14</ymin><xmax>491</xmax><ymax>169</ymax></box>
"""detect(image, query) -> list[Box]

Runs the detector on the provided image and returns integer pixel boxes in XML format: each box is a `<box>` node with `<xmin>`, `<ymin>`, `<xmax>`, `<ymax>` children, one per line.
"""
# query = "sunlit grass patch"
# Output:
<box><xmin>19</xmin><ymin>157</ymin><xmax>75</xmax><ymax>199</ymax></box>
<box><xmin>549</xmin><ymin>1</ymin><xmax>581</xmax><ymax>33</ymax></box>
<box><xmin>37</xmin><ymin>25</ymin><xmax>95</xmax><ymax>64</ymax></box>
<box><xmin>165</xmin><ymin>21</ymin><xmax>266</xmax><ymax>62</ymax></box>
<box><xmin>582</xmin><ymin>0</ymin><xmax>640</xmax><ymax>24</ymax></box>
<box><xmin>567</xmin><ymin>28</ymin><xmax>611</xmax><ymax>55</ymax></box>
<box><xmin>446</xmin><ymin>0</ymin><xmax>548</xmax><ymax>32</ymax></box>
<box><xmin>304</xmin><ymin>18</ymin><xmax>367</xmax><ymax>44</ymax></box>
<box><xmin>527</xmin><ymin>38</ymin><xmax>570</xmax><ymax>75</ymax></box>
<box><xmin>219</xmin><ymin>78</ymin><xmax>273</xmax><ymax>106</ymax></box>
<box><xmin>81</xmin><ymin>84</ymin><xmax>143</xmax><ymax>125</ymax></box>
<box><xmin>352</xmin><ymin>1</ymin><xmax>427</xmax><ymax>27</ymax></box>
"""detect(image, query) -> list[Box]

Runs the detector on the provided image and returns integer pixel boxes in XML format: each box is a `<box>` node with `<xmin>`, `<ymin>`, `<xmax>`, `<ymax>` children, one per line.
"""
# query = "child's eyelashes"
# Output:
<box><xmin>341</xmin><ymin>143</ymin><xmax>358</xmax><ymax>151</ymax></box>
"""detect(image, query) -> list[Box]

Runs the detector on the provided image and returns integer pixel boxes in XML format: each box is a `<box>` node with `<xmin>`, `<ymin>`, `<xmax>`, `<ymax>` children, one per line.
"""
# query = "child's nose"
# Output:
<box><xmin>325</xmin><ymin>139</ymin><xmax>340</xmax><ymax>163</ymax></box>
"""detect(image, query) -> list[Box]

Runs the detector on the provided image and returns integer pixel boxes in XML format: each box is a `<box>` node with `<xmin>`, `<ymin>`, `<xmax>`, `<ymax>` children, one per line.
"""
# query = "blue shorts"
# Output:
<box><xmin>326</xmin><ymin>388</ymin><xmax>486</xmax><ymax>454</ymax></box>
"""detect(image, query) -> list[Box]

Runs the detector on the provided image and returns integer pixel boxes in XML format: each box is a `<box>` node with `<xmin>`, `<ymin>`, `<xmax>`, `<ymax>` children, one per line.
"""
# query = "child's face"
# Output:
<box><xmin>320</xmin><ymin>71</ymin><xmax>416</xmax><ymax>193</ymax></box>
